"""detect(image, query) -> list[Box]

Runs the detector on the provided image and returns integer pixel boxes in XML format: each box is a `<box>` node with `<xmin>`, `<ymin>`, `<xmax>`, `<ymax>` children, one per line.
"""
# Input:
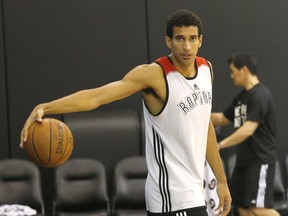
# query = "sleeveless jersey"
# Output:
<box><xmin>143</xmin><ymin>56</ymin><xmax>213</xmax><ymax>213</ymax></box>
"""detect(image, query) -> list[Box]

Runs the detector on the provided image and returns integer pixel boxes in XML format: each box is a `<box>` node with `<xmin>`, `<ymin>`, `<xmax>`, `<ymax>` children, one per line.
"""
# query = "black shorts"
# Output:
<box><xmin>231</xmin><ymin>163</ymin><xmax>275</xmax><ymax>208</ymax></box>
<box><xmin>147</xmin><ymin>206</ymin><xmax>208</xmax><ymax>216</ymax></box>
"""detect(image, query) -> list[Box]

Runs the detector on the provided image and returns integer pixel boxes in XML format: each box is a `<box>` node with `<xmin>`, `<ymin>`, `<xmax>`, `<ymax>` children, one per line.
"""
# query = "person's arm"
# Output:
<box><xmin>218</xmin><ymin>120</ymin><xmax>258</xmax><ymax>149</ymax></box>
<box><xmin>211</xmin><ymin>112</ymin><xmax>231</xmax><ymax>126</ymax></box>
<box><xmin>206</xmin><ymin>120</ymin><xmax>232</xmax><ymax>216</ymax></box>
<box><xmin>20</xmin><ymin>63</ymin><xmax>160</xmax><ymax>147</ymax></box>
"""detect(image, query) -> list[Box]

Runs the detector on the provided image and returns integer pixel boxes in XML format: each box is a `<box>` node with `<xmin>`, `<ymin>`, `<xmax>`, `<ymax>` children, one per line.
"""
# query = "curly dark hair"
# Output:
<box><xmin>166</xmin><ymin>9</ymin><xmax>203</xmax><ymax>38</ymax></box>
<box><xmin>228</xmin><ymin>52</ymin><xmax>258</xmax><ymax>75</ymax></box>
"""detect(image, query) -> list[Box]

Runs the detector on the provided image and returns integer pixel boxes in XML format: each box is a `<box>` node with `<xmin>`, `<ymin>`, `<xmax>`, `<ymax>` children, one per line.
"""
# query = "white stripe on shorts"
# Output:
<box><xmin>256</xmin><ymin>164</ymin><xmax>268</xmax><ymax>207</ymax></box>
<box><xmin>176</xmin><ymin>212</ymin><xmax>187</xmax><ymax>216</ymax></box>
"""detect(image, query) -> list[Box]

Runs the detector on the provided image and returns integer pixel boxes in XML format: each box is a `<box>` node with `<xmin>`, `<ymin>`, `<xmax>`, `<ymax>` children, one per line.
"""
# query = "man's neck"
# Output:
<box><xmin>245</xmin><ymin>75</ymin><xmax>260</xmax><ymax>90</ymax></box>
<box><xmin>169</xmin><ymin>55</ymin><xmax>196</xmax><ymax>78</ymax></box>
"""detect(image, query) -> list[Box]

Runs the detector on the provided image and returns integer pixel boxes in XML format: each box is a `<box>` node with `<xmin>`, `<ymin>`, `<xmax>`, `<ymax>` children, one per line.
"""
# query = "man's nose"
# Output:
<box><xmin>183</xmin><ymin>41</ymin><xmax>192</xmax><ymax>50</ymax></box>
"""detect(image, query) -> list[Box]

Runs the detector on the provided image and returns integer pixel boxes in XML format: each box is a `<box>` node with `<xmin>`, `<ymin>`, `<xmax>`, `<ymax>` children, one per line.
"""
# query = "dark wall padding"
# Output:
<box><xmin>3</xmin><ymin>0</ymin><xmax>147</xmax><ymax>158</ymax></box>
<box><xmin>3</xmin><ymin>0</ymin><xmax>288</xmax><ymax>162</ymax></box>
<box><xmin>0</xmin><ymin>0</ymin><xmax>9</xmax><ymax>159</ymax></box>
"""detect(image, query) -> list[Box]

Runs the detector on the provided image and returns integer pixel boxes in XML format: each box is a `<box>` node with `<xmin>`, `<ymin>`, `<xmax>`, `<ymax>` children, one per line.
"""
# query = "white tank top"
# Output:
<box><xmin>143</xmin><ymin>56</ymin><xmax>212</xmax><ymax>213</ymax></box>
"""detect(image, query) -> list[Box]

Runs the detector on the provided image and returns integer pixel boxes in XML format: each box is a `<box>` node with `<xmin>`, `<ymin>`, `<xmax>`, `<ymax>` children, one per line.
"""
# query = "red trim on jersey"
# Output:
<box><xmin>196</xmin><ymin>56</ymin><xmax>209</xmax><ymax>67</ymax></box>
<box><xmin>155</xmin><ymin>57</ymin><xmax>176</xmax><ymax>75</ymax></box>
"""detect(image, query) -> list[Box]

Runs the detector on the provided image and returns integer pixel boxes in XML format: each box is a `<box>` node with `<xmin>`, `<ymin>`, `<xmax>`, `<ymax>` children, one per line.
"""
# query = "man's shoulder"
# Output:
<box><xmin>251</xmin><ymin>83</ymin><xmax>273</xmax><ymax>99</ymax></box>
<box><xmin>132</xmin><ymin>62</ymin><xmax>164</xmax><ymax>83</ymax></box>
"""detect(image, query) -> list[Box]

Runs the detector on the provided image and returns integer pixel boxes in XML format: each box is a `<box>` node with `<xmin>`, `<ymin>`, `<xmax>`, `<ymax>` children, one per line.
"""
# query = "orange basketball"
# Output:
<box><xmin>24</xmin><ymin>118</ymin><xmax>74</xmax><ymax>168</ymax></box>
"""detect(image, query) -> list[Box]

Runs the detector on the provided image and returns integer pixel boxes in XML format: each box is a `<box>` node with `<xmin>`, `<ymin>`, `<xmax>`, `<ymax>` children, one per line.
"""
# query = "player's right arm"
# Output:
<box><xmin>20</xmin><ymin>63</ymin><xmax>163</xmax><ymax>147</ymax></box>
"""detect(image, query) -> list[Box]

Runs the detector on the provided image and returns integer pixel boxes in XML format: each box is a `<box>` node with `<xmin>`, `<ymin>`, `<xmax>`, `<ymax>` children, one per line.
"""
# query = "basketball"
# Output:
<box><xmin>24</xmin><ymin>118</ymin><xmax>74</xmax><ymax>168</ymax></box>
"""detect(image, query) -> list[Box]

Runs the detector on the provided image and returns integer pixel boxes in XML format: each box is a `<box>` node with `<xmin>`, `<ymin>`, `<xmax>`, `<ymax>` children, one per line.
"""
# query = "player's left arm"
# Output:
<box><xmin>218</xmin><ymin>120</ymin><xmax>259</xmax><ymax>150</ymax></box>
<box><xmin>206</xmin><ymin>120</ymin><xmax>232</xmax><ymax>216</ymax></box>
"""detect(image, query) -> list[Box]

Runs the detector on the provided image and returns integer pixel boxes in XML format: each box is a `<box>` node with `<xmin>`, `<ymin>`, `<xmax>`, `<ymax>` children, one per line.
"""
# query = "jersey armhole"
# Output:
<box><xmin>206</xmin><ymin>60</ymin><xmax>214</xmax><ymax>83</ymax></box>
<box><xmin>142</xmin><ymin>62</ymin><xmax>169</xmax><ymax>117</ymax></box>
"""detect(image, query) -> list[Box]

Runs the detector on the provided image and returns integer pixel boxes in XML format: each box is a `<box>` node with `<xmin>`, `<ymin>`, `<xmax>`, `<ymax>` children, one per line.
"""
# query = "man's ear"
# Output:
<box><xmin>165</xmin><ymin>36</ymin><xmax>172</xmax><ymax>48</ymax></box>
<box><xmin>243</xmin><ymin>66</ymin><xmax>254</xmax><ymax>77</ymax></box>
<box><xmin>242</xmin><ymin>66</ymin><xmax>249</xmax><ymax>73</ymax></box>
<box><xmin>199</xmin><ymin>35</ymin><xmax>203</xmax><ymax>48</ymax></box>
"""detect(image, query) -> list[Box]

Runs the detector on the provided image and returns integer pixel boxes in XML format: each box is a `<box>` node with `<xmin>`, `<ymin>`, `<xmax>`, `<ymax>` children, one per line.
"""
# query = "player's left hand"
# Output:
<box><xmin>215</xmin><ymin>181</ymin><xmax>232</xmax><ymax>216</ymax></box>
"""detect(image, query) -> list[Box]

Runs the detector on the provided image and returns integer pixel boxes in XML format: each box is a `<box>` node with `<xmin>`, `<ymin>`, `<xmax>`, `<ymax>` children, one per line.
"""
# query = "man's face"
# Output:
<box><xmin>229</xmin><ymin>63</ymin><xmax>245</xmax><ymax>87</ymax></box>
<box><xmin>165</xmin><ymin>26</ymin><xmax>202</xmax><ymax>66</ymax></box>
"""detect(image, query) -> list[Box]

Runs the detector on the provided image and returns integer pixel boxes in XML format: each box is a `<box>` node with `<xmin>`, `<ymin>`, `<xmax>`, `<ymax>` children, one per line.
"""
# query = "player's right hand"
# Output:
<box><xmin>20</xmin><ymin>106</ymin><xmax>44</xmax><ymax>149</ymax></box>
<box><xmin>215</xmin><ymin>181</ymin><xmax>232</xmax><ymax>216</ymax></box>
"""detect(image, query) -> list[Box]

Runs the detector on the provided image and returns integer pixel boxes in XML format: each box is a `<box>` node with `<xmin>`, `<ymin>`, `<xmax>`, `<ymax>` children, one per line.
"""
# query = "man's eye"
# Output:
<box><xmin>190</xmin><ymin>37</ymin><xmax>197</xmax><ymax>41</ymax></box>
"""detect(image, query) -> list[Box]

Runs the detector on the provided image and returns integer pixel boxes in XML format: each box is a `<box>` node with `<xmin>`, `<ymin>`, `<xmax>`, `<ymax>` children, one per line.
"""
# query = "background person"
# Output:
<box><xmin>211</xmin><ymin>52</ymin><xmax>279</xmax><ymax>216</ymax></box>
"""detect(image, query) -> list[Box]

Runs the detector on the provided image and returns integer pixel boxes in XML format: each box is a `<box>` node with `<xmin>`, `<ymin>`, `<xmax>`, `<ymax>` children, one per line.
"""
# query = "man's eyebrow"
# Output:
<box><xmin>175</xmin><ymin>34</ymin><xmax>197</xmax><ymax>36</ymax></box>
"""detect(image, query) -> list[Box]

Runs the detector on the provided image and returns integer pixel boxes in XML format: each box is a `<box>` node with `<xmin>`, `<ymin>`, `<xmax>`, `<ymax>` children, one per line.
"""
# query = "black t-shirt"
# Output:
<box><xmin>224</xmin><ymin>83</ymin><xmax>277</xmax><ymax>167</ymax></box>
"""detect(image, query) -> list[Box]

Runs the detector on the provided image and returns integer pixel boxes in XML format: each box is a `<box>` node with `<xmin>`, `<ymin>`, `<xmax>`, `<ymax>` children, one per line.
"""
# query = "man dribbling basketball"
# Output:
<box><xmin>20</xmin><ymin>9</ymin><xmax>231</xmax><ymax>216</ymax></box>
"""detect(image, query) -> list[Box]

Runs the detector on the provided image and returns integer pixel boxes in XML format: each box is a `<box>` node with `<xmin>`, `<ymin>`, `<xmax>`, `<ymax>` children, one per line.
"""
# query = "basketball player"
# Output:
<box><xmin>20</xmin><ymin>9</ymin><xmax>231</xmax><ymax>216</ymax></box>
<box><xmin>211</xmin><ymin>52</ymin><xmax>279</xmax><ymax>216</ymax></box>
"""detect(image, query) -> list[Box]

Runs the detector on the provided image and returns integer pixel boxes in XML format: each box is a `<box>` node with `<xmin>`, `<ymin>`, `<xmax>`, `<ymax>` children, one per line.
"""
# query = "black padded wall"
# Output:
<box><xmin>3</xmin><ymin>0</ymin><xmax>287</xmax><ymax>161</ymax></box>
<box><xmin>0</xmin><ymin>0</ymin><xmax>9</xmax><ymax>159</ymax></box>
<box><xmin>3</xmin><ymin>0</ymin><xmax>147</xmax><ymax>158</ymax></box>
